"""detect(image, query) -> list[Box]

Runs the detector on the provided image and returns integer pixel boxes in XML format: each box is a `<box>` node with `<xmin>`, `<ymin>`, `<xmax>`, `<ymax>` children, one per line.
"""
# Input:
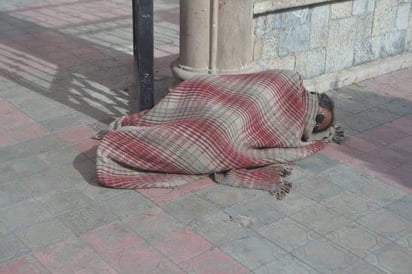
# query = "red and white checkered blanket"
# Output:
<box><xmin>96</xmin><ymin>70</ymin><xmax>327</xmax><ymax>198</ymax></box>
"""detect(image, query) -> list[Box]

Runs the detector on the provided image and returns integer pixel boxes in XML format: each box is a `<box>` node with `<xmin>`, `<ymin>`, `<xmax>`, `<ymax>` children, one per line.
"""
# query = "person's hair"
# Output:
<box><xmin>316</xmin><ymin>93</ymin><xmax>335</xmax><ymax>132</ymax></box>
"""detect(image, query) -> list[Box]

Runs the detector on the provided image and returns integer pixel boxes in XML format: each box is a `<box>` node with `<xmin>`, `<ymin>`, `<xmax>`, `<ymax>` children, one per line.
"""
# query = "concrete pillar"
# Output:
<box><xmin>172</xmin><ymin>0</ymin><xmax>255</xmax><ymax>80</ymax></box>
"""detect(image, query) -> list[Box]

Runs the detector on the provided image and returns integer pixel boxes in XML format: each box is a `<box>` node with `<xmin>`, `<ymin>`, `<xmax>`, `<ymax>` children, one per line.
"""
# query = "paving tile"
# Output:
<box><xmin>74</xmin><ymin>180</ymin><xmax>126</xmax><ymax>201</ymax></box>
<box><xmin>342</xmin><ymin>157</ymin><xmax>388</xmax><ymax>178</ymax></box>
<box><xmin>103</xmin><ymin>190</ymin><xmax>156</xmax><ymax>220</ymax></box>
<box><xmin>0</xmin><ymin>134</ymin><xmax>67</xmax><ymax>164</ymax></box>
<box><xmin>293</xmin><ymin>174</ymin><xmax>344</xmax><ymax>202</ymax></box>
<box><xmin>71</xmin><ymin>155</ymin><xmax>98</xmax><ymax>182</ymax></box>
<box><xmin>286</xmin><ymin>164</ymin><xmax>313</xmax><ymax>181</ymax></box>
<box><xmin>197</xmin><ymin>184</ymin><xmax>262</xmax><ymax>209</ymax></box>
<box><xmin>340</xmin><ymin>259</ymin><xmax>387</xmax><ymax>274</ymax></box>
<box><xmin>26</xmin><ymin>147</ymin><xmax>96</xmax><ymax>183</ymax></box>
<box><xmin>0</xmin><ymin>199</ymin><xmax>52</xmax><ymax>233</ymax></box>
<box><xmin>38</xmin><ymin>111</ymin><xmax>99</xmax><ymax>132</ymax></box>
<box><xmin>319</xmin><ymin>142</ymin><xmax>364</xmax><ymax>163</ymax></box>
<box><xmin>154</xmin><ymin>228</ymin><xmax>212</xmax><ymax>265</ymax></box>
<box><xmin>15</xmin><ymin>218</ymin><xmax>76</xmax><ymax>251</ymax></box>
<box><xmin>359</xmin><ymin>146</ymin><xmax>411</xmax><ymax>172</ymax></box>
<box><xmin>58</xmin><ymin>204</ymin><xmax>118</xmax><ymax>235</ymax></box>
<box><xmin>37</xmin><ymin>144</ymin><xmax>87</xmax><ymax>166</ymax></box>
<box><xmin>2</xmin><ymin>0</ymin><xmax>411</xmax><ymax>272</ymax></box>
<box><xmin>325</xmin><ymin>222</ymin><xmax>389</xmax><ymax>258</ymax></box>
<box><xmin>356</xmin><ymin>208</ymin><xmax>412</xmax><ymax>241</ymax></box>
<box><xmin>295</xmin><ymin>153</ymin><xmax>338</xmax><ymax>174</ymax></box>
<box><xmin>81</xmin><ymin>223</ymin><xmax>182</xmax><ymax>274</ymax></box>
<box><xmin>321</xmin><ymin>191</ymin><xmax>381</xmax><ymax>220</ymax></box>
<box><xmin>72</xmin><ymin>138</ymin><xmax>99</xmax><ymax>159</ymax></box>
<box><xmin>0</xmin><ymin>99</ymin><xmax>36</xmax><ymax>130</ymax></box>
<box><xmin>15</xmin><ymin>168</ymin><xmax>86</xmax><ymax>198</ymax></box>
<box><xmin>0</xmin><ymin>181</ymin><xmax>31</xmax><ymax>208</ymax></box>
<box><xmin>333</xmin><ymin>91</ymin><xmax>376</xmax><ymax>114</ymax></box>
<box><xmin>188</xmin><ymin>211</ymin><xmax>252</xmax><ymax>247</ymax></box>
<box><xmin>257</xmin><ymin>217</ymin><xmax>321</xmax><ymax>253</ymax></box>
<box><xmin>220</xmin><ymin>232</ymin><xmax>288</xmax><ymax>271</ymax></box>
<box><xmin>179</xmin><ymin>247</ymin><xmax>248</xmax><ymax>274</ymax></box>
<box><xmin>0</xmin><ymin>131</ymin><xmax>16</xmax><ymax>148</ymax></box>
<box><xmin>3</xmin><ymin>123</ymin><xmax>49</xmax><ymax>147</ymax></box>
<box><xmin>11</xmin><ymin>96</ymin><xmax>76</xmax><ymax>123</ymax></box>
<box><xmin>320</xmin><ymin>165</ymin><xmax>373</xmax><ymax>191</ymax></box>
<box><xmin>0</xmin><ymin>234</ymin><xmax>31</xmax><ymax>263</ymax></box>
<box><xmin>269</xmin><ymin>190</ymin><xmax>318</xmax><ymax>215</ymax></box>
<box><xmin>378</xmin><ymin>98</ymin><xmax>412</xmax><ymax>116</ymax></box>
<box><xmin>290</xmin><ymin>203</ymin><xmax>351</xmax><ymax>235</ymax></box>
<box><xmin>362</xmin><ymin>125</ymin><xmax>410</xmax><ymax>144</ymax></box>
<box><xmin>365</xmin><ymin>243</ymin><xmax>412</xmax><ymax>274</ymax></box>
<box><xmin>137</xmin><ymin>177</ymin><xmax>215</xmax><ymax>205</ymax></box>
<box><xmin>124</xmin><ymin>207</ymin><xmax>186</xmax><ymax>245</ymax></box>
<box><xmin>331</xmin><ymin>86</ymin><xmax>390</xmax><ymax>109</ymax></box>
<box><xmin>34</xmin><ymin>237</ymin><xmax>117</xmax><ymax>274</ymax></box>
<box><xmin>253</xmin><ymin>253</ymin><xmax>317</xmax><ymax>274</ymax></box>
<box><xmin>351</xmin><ymin>178</ymin><xmax>406</xmax><ymax>206</ymax></box>
<box><xmin>36</xmin><ymin>189</ymin><xmax>94</xmax><ymax>216</ymax></box>
<box><xmin>55</xmin><ymin>125</ymin><xmax>96</xmax><ymax>145</ymax></box>
<box><xmin>224</xmin><ymin>195</ymin><xmax>286</xmax><ymax>229</ymax></box>
<box><xmin>339</xmin><ymin>107</ymin><xmax>400</xmax><ymax>132</ymax></box>
<box><xmin>391</xmin><ymin>135</ymin><xmax>412</xmax><ymax>154</ymax></box>
<box><xmin>381</xmin><ymin>163</ymin><xmax>412</xmax><ymax>192</ymax></box>
<box><xmin>385</xmin><ymin>195</ymin><xmax>412</xmax><ymax>222</ymax></box>
<box><xmin>291</xmin><ymin>237</ymin><xmax>360</xmax><ymax>273</ymax></box>
<box><xmin>396</xmin><ymin>231</ymin><xmax>412</xmax><ymax>253</ymax></box>
<box><xmin>344</xmin><ymin>133</ymin><xmax>386</xmax><ymax>153</ymax></box>
<box><xmin>0</xmin><ymin>154</ymin><xmax>50</xmax><ymax>183</ymax></box>
<box><xmin>162</xmin><ymin>194</ymin><xmax>221</xmax><ymax>225</ymax></box>
<box><xmin>360</xmin><ymin>78</ymin><xmax>399</xmax><ymax>98</ymax></box>
<box><xmin>385</xmin><ymin>114</ymin><xmax>412</xmax><ymax>134</ymax></box>
<box><xmin>0</xmin><ymin>255</ymin><xmax>48</xmax><ymax>274</ymax></box>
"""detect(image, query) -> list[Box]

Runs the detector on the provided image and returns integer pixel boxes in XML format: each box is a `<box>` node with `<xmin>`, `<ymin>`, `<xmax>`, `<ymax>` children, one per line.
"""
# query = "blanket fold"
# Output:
<box><xmin>96</xmin><ymin>70</ymin><xmax>335</xmax><ymax>198</ymax></box>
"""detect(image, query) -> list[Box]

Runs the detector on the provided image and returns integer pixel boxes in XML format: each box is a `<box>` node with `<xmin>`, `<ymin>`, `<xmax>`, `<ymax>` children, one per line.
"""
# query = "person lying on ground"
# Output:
<box><xmin>95</xmin><ymin>70</ymin><xmax>344</xmax><ymax>199</ymax></box>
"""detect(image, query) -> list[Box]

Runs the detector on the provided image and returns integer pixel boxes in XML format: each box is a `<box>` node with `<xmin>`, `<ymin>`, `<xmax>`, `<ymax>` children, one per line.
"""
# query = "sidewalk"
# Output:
<box><xmin>0</xmin><ymin>0</ymin><xmax>411</xmax><ymax>273</ymax></box>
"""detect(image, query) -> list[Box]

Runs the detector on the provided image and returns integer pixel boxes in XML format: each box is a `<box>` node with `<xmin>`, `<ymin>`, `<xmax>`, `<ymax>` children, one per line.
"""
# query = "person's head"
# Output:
<box><xmin>313</xmin><ymin>93</ymin><xmax>334</xmax><ymax>133</ymax></box>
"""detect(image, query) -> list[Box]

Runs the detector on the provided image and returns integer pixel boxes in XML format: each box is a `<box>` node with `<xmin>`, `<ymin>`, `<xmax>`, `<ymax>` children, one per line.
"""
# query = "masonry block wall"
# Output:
<box><xmin>253</xmin><ymin>0</ymin><xmax>412</xmax><ymax>80</ymax></box>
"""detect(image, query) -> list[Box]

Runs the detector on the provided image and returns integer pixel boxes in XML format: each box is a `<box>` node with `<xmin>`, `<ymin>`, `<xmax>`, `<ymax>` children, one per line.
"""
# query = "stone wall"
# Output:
<box><xmin>253</xmin><ymin>0</ymin><xmax>412</xmax><ymax>84</ymax></box>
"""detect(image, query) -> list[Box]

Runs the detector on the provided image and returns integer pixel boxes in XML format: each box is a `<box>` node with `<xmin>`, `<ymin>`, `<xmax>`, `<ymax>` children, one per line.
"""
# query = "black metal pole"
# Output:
<box><xmin>133</xmin><ymin>0</ymin><xmax>154</xmax><ymax>111</ymax></box>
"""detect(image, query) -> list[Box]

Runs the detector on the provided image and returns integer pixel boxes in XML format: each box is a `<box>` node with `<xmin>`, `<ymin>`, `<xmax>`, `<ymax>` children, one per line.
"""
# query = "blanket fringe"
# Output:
<box><xmin>280</xmin><ymin>166</ymin><xmax>292</xmax><ymax>177</ymax></box>
<box><xmin>327</xmin><ymin>125</ymin><xmax>345</xmax><ymax>144</ymax></box>
<box><xmin>332</xmin><ymin>126</ymin><xmax>345</xmax><ymax>144</ymax></box>
<box><xmin>269</xmin><ymin>179</ymin><xmax>292</xmax><ymax>200</ymax></box>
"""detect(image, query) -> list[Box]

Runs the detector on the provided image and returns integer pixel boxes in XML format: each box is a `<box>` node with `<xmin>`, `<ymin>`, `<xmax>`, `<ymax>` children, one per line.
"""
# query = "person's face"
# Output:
<box><xmin>313</xmin><ymin>106</ymin><xmax>332</xmax><ymax>133</ymax></box>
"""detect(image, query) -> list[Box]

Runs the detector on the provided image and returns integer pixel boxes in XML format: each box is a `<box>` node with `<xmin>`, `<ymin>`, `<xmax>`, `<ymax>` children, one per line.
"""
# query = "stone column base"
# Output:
<box><xmin>173</xmin><ymin>0</ymin><xmax>254</xmax><ymax>80</ymax></box>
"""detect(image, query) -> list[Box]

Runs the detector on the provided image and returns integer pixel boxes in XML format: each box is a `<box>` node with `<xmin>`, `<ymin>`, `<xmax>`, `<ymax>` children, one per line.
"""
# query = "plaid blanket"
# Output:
<box><xmin>96</xmin><ymin>70</ymin><xmax>329</xmax><ymax>198</ymax></box>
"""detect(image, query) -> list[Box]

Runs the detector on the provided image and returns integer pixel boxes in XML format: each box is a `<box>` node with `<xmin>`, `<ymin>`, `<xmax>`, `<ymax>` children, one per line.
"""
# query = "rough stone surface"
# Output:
<box><xmin>310</xmin><ymin>4</ymin><xmax>330</xmax><ymax>48</ymax></box>
<box><xmin>263</xmin><ymin>30</ymin><xmax>280</xmax><ymax>59</ymax></box>
<box><xmin>354</xmin><ymin>13</ymin><xmax>377</xmax><ymax>65</ymax></box>
<box><xmin>330</xmin><ymin>0</ymin><xmax>353</xmax><ymax>19</ymax></box>
<box><xmin>264</xmin><ymin>55</ymin><xmax>296</xmax><ymax>70</ymax></box>
<box><xmin>372</xmin><ymin>0</ymin><xmax>398</xmax><ymax>36</ymax></box>
<box><xmin>326</xmin><ymin>17</ymin><xmax>357</xmax><ymax>73</ymax></box>
<box><xmin>396</xmin><ymin>3</ymin><xmax>411</xmax><ymax>30</ymax></box>
<box><xmin>352</xmin><ymin>0</ymin><xmax>375</xmax><ymax>15</ymax></box>
<box><xmin>408</xmin><ymin>5</ymin><xmax>412</xmax><ymax>51</ymax></box>
<box><xmin>274</xmin><ymin>8</ymin><xmax>310</xmax><ymax>29</ymax></box>
<box><xmin>295</xmin><ymin>48</ymin><xmax>326</xmax><ymax>78</ymax></box>
<box><xmin>278</xmin><ymin>24</ymin><xmax>310</xmax><ymax>57</ymax></box>
<box><xmin>255</xmin><ymin>0</ymin><xmax>412</xmax><ymax>79</ymax></box>
<box><xmin>380</xmin><ymin>31</ymin><xmax>407</xmax><ymax>58</ymax></box>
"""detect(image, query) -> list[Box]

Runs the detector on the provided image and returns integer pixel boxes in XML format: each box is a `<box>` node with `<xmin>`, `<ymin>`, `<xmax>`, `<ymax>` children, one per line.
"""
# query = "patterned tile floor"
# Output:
<box><xmin>0</xmin><ymin>0</ymin><xmax>412</xmax><ymax>273</ymax></box>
